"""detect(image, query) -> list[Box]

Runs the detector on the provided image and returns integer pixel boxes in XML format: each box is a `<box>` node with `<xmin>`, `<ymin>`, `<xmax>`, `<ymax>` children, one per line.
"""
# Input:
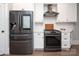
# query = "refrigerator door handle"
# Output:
<box><xmin>19</xmin><ymin>14</ymin><xmax>22</xmax><ymax>31</ymax></box>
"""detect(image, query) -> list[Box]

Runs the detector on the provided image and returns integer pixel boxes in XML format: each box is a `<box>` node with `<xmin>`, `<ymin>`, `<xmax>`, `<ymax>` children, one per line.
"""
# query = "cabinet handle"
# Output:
<box><xmin>64</xmin><ymin>33</ymin><xmax>67</xmax><ymax>35</ymax></box>
<box><xmin>64</xmin><ymin>44</ymin><xmax>67</xmax><ymax>46</ymax></box>
<box><xmin>64</xmin><ymin>38</ymin><xmax>67</xmax><ymax>40</ymax></box>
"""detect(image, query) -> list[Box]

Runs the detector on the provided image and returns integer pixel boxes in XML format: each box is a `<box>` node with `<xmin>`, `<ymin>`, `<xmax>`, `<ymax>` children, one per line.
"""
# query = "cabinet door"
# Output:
<box><xmin>66</xmin><ymin>3</ymin><xmax>77</xmax><ymax>22</ymax></box>
<box><xmin>57</xmin><ymin>3</ymin><xmax>77</xmax><ymax>22</ymax></box>
<box><xmin>34</xmin><ymin>3</ymin><xmax>44</xmax><ymax>23</ymax></box>
<box><xmin>57</xmin><ymin>3</ymin><xmax>67</xmax><ymax>22</ymax></box>
<box><xmin>62</xmin><ymin>32</ymin><xmax>70</xmax><ymax>38</ymax></box>
<box><xmin>62</xmin><ymin>41</ymin><xmax>70</xmax><ymax>48</ymax></box>
<box><xmin>34</xmin><ymin>37</ymin><xmax>44</xmax><ymax>49</ymax></box>
<box><xmin>34</xmin><ymin>32</ymin><xmax>44</xmax><ymax>49</ymax></box>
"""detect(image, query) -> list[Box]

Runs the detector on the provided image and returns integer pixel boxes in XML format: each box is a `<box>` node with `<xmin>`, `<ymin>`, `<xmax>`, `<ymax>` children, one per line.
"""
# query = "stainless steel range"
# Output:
<box><xmin>44</xmin><ymin>30</ymin><xmax>61</xmax><ymax>51</ymax></box>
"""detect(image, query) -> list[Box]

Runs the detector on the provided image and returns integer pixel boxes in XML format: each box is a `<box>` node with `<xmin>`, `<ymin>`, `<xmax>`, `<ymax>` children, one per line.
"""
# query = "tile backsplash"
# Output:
<box><xmin>55</xmin><ymin>23</ymin><xmax>74</xmax><ymax>32</ymax></box>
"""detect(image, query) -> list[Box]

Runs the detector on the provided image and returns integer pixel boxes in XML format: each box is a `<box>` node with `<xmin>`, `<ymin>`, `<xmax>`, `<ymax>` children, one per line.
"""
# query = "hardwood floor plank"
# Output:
<box><xmin>2</xmin><ymin>45</ymin><xmax>79</xmax><ymax>56</ymax></box>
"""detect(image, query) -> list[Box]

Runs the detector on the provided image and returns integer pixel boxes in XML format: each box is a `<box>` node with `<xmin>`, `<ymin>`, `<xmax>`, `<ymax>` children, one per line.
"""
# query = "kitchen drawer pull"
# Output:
<box><xmin>38</xmin><ymin>33</ymin><xmax>40</xmax><ymax>35</ymax></box>
<box><xmin>64</xmin><ymin>44</ymin><xmax>67</xmax><ymax>46</ymax></box>
<box><xmin>64</xmin><ymin>38</ymin><xmax>67</xmax><ymax>40</ymax></box>
<box><xmin>64</xmin><ymin>33</ymin><xmax>67</xmax><ymax>35</ymax></box>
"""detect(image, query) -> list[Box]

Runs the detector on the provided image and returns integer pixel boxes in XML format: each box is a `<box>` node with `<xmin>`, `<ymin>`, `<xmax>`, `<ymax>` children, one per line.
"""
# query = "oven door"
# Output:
<box><xmin>45</xmin><ymin>35</ymin><xmax>61</xmax><ymax>48</ymax></box>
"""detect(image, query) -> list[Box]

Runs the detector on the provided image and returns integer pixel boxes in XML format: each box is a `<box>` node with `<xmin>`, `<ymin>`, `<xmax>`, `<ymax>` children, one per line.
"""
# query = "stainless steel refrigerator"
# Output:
<box><xmin>9</xmin><ymin>11</ymin><xmax>33</xmax><ymax>54</ymax></box>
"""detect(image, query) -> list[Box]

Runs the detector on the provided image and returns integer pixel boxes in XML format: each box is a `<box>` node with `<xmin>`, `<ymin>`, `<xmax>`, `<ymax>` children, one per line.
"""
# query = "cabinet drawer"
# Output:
<box><xmin>62</xmin><ymin>33</ymin><xmax>70</xmax><ymax>37</ymax></box>
<box><xmin>62</xmin><ymin>37</ymin><xmax>70</xmax><ymax>42</ymax></box>
<box><xmin>62</xmin><ymin>45</ymin><xmax>70</xmax><ymax>48</ymax></box>
<box><xmin>34</xmin><ymin>37</ymin><xmax>44</xmax><ymax>48</ymax></box>
<box><xmin>62</xmin><ymin>40</ymin><xmax>70</xmax><ymax>45</ymax></box>
<box><xmin>34</xmin><ymin>32</ymin><xmax>44</xmax><ymax>38</ymax></box>
<box><xmin>62</xmin><ymin>41</ymin><xmax>70</xmax><ymax>48</ymax></box>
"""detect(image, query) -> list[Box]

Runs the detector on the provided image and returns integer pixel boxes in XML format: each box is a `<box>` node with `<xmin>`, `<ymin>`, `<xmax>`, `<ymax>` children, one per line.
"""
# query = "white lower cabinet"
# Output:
<box><xmin>61</xmin><ymin>32</ymin><xmax>71</xmax><ymax>50</ymax></box>
<box><xmin>62</xmin><ymin>41</ymin><xmax>70</xmax><ymax>48</ymax></box>
<box><xmin>34</xmin><ymin>32</ymin><xmax>44</xmax><ymax>49</ymax></box>
<box><xmin>34</xmin><ymin>37</ymin><xmax>44</xmax><ymax>49</ymax></box>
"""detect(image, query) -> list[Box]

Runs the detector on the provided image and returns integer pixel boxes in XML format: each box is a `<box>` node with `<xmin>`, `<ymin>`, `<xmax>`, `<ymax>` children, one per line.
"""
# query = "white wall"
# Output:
<box><xmin>11</xmin><ymin>3</ymin><xmax>34</xmax><ymax>11</ymax></box>
<box><xmin>72</xmin><ymin>3</ymin><xmax>79</xmax><ymax>45</ymax></box>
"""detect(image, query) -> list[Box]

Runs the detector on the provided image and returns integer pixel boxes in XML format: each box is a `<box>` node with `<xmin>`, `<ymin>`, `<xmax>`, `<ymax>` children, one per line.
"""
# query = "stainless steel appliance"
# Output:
<box><xmin>9</xmin><ymin>11</ymin><xmax>33</xmax><ymax>54</ymax></box>
<box><xmin>44</xmin><ymin>30</ymin><xmax>61</xmax><ymax>51</ymax></box>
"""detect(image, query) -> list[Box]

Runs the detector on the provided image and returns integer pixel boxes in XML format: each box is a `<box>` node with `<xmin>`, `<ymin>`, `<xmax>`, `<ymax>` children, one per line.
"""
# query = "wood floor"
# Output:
<box><xmin>3</xmin><ymin>45</ymin><xmax>79</xmax><ymax>56</ymax></box>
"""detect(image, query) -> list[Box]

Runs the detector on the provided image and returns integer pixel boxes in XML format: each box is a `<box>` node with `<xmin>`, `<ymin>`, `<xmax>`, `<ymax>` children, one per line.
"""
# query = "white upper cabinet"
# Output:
<box><xmin>66</xmin><ymin>3</ymin><xmax>77</xmax><ymax>22</ymax></box>
<box><xmin>57</xmin><ymin>4</ymin><xmax>67</xmax><ymax>22</ymax></box>
<box><xmin>57</xmin><ymin>3</ymin><xmax>77</xmax><ymax>22</ymax></box>
<box><xmin>34</xmin><ymin>3</ymin><xmax>44</xmax><ymax>23</ymax></box>
<box><xmin>11</xmin><ymin>3</ymin><xmax>34</xmax><ymax>11</ymax></box>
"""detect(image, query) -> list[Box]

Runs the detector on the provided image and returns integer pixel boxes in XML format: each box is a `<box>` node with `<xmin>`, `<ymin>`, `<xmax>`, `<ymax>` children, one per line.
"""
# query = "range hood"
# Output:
<box><xmin>44</xmin><ymin>4</ymin><xmax>59</xmax><ymax>17</ymax></box>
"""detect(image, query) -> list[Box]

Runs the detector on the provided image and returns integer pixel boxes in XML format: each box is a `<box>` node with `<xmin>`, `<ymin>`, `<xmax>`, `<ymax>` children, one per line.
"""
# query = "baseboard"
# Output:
<box><xmin>72</xmin><ymin>40</ymin><xmax>79</xmax><ymax>45</ymax></box>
